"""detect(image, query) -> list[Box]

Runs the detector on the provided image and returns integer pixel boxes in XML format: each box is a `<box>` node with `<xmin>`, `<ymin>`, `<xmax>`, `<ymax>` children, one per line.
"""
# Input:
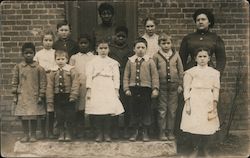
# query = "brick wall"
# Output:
<box><xmin>0</xmin><ymin>1</ymin><xmax>65</xmax><ymax>131</ymax></box>
<box><xmin>0</xmin><ymin>0</ymin><xmax>249</xmax><ymax>132</ymax></box>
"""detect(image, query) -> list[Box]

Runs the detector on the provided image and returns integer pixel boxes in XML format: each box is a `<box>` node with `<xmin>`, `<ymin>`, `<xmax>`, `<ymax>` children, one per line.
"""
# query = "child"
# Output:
<box><xmin>109</xmin><ymin>26</ymin><xmax>134</xmax><ymax>139</ymax></box>
<box><xmin>180</xmin><ymin>47</ymin><xmax>220</xmax><ymax>157</ymax></box>
<box><xmin>46</xmin><ymin>50</ymin><xmax>80</xmax><ymax>142</ymax></box>
<box><xmin>123</xmin><ymin>37</ymin><xmax>159</xmax><ymax>142</ymax></box>
<box><xmin>153</xmin><ymin>33</ymin><xmax>183</xmax><ymax>141</ymax></box>
<box><xmin>85</xmin><ymin>39</ymin><xmax>124</xmax><ymax>142</ymax></box>
<box><xmin>12</xmin><ymin>42</ymin><xmax>47</xmax><ymax>142</ymax></box>
<box><xmin>69</xmin><ymin>34</ymin><xmax>95</xmax><ymax>138</ymax></box>
<box><xmin>34</xmin><ymin>30</ymin><xmax>57</xmax><ymax>139</ymax></box>
<box><xmin>53</xmin><ymin>21</ymin><xmax>79</xmax><ymax>59</ymax></box>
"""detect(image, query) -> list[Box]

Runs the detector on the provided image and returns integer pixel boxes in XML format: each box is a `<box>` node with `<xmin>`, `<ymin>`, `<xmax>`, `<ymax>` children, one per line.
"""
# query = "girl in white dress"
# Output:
<box><xmin>85</xmin><ymin>39</ymin><xmax>124</xmax><ymax>142</ymax></box>
<box><xmin>180</xmin><ymin>47</ymin><xmax>220</xmax><ymax>157</ymax></box>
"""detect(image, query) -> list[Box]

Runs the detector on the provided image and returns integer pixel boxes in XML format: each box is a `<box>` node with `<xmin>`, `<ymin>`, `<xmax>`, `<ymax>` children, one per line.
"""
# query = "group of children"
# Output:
<box><xmin>12</xmin><ymin>20</ymin><xmax>220</xmax><ymax>156</ymax></box>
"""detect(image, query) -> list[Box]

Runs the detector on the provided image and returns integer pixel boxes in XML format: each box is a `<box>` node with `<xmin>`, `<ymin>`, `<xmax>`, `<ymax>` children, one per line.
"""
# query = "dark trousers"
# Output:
<box><xmin>129</xmin><ymin>87</ymin><xmax>152</xmax><ymax>128</ymax></box>
<box><xmin>54</xmin><ymin>93</ymin><xmax>75</xmax><ymax>133</ymax></box>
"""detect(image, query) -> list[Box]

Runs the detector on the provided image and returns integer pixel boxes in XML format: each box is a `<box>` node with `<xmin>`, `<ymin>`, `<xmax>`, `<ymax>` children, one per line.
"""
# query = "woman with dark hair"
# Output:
<box><xmin>179</xmin><ymin>9</ymin><xmax>226</xmax><ymax>74</ymax></box>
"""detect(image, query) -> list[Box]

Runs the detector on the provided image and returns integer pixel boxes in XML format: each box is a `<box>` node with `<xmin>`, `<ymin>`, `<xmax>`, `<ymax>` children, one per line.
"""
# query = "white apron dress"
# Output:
<box><xmin>180</xmin><ymin>66</ymin><xmax>220</xmax><ymax>135</ymax></box>
<box><xmin>85</xmin><ymin>56</ymin><xmax>124</xmax><ymax>115</ymax></box>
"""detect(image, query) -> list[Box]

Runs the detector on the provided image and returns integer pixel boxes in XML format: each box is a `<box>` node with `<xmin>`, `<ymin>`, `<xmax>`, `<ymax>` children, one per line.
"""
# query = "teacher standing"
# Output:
<box><xmin>179</xmin><ymin>9</ymin><xmax>226</xmax><ymax>74</ymax></box>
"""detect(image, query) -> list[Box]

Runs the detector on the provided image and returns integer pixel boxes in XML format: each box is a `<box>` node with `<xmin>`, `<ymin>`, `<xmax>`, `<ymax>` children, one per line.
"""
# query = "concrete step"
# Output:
<box><xmin>14</xmin><ymin>140</ymin><xmax>177</xmax><ymax>157</ymax></box>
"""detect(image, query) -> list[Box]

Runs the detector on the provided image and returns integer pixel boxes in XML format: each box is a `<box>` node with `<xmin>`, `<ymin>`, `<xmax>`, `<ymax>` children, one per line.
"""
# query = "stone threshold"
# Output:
<box><xmin>14</xmin><ymin>140</ymin><xmax>177</xmax><ymax>157</ymax></box>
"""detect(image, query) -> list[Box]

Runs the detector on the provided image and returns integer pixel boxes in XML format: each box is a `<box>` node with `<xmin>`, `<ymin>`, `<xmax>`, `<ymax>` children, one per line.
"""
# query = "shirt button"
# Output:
<box><xmin>136</xmin><ymin>83</ymin><xmax>139</xmax><ymax>86</ymax></box>
<box><xmin>167</xmin><ymin>67</ymin><xmax>170</xmax><ymax>69</ymax></box>
<box><xmin>59</xmin><ymin>83</ymin><xmax>62</xmax><ymax>85</ymax></box>
<box><xmin>136</xmin><ymin>76</ymin><xmax>139</xmax><ymax>79</ymax></box>
<box><xmin>200</xmin><ymin>37</ymin><xmax>203</xmax><ymax>40</ymax></box>
<box><xmin>60</xmin><ymin>89</ymin><xmax>63</xmax><ymax>92</ymax></box>
<box><xmin>59</xmin><ymin>76</ymin><xmax>62</xmax><ymax>78</ymax></box>
<box><xmin>167</xmin><ymin>73</ymin><xmax>170</xmax><ymax>75</ymax></box>
<box><xmin>136</xmin><ymin>69</ymin><xmax>140</xmax><ymax>72</ymax></box>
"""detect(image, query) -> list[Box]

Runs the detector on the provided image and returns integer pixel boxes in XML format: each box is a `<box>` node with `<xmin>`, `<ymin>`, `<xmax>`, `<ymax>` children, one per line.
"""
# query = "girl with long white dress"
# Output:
<box><xmin>85</xmin><ymin>39</ymin><xmax>124</xmax><ymax>142</ymax></box>
<box><xmin>180</xmin><ymin>47</ymin><xmax>220</xmax><ymax>157</ymax></box>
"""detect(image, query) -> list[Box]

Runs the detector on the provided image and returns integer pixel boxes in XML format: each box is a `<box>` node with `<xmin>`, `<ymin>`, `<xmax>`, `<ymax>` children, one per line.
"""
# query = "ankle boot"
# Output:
<box><xmin>168</xmin><ymin>130</ymin><xmax>175</xmax><ymax>140</ymax></box>
<box><xmin>142</xmin><ymin>127</ymin><xmax>149</xmax><ymax>142</ymax></box>
<box><xmin>159</xmin><ymin>129</ymin><xmax>168</xmax><ymax>141</ymax></box>
<box><xmin>129</xmin><ymin>129</ymin><xmax>138</xmax><ymax>141</ymax></box>
<box><xmin>39</xmin><ymin>118</ymin><xmax>46</xmax><ymax>139</ymax></box>
<box><xmin>58</xmin><ymin>129</ymin><xmax>65</xmax><ymax>141</ymax></box>
<box><xmin>20</xmin><ymin>120</ymin><xmax>29</xmax><ymax>142</ymax></box>
<box><xmin>30</xmin><ymin>120</ymin><xmax>37</xmax><ymax>142</ymax></box>
<box><xmin>95</xmin><ymin>129</ymin><xmax>103</xmax><ymax>142</ymax></box>
<box><xmin>104</xmin><ymin>128</ymin><xmax>111</xmax><ymax>142</ymax></box>
<box><xmin>65</xmin><ymin>129</ymin><xmax>72</xmax><ymax>142</ymax></box>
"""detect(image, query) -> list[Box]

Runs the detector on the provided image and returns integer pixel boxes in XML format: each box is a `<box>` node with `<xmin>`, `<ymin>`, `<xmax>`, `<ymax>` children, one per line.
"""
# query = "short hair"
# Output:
<box><xmin>78</xmin><ymin>33</ymin><xmax>92</xmax><ymax>44</ymax></box>
<box><xmin>133</xmin><ymin>37</ymin><xmax>147</xmax><ymax>48</ymax></box>
<box><xmin>95</xmin><ymin>38</ymin><xmax>109</xmax><ymax>48</ymax></box>
<box><xmin>115</xmin><ymin>26</ymin><xmax>128</xmax><ymax>36</ymax></box>
<box><xmin>158</xmin><ymin>32</ymin><xmax>172</xmax><ymax>44</ymax></box>
<box><xmin>193</xmin><ymin>47</ymin><xmax>211</xmax><ymax>58</ymax></box>
<box><xmin>56</xmin><ymin>21</ymin><xmax>71</xmax><ymax>30</ymax></box>
<box><xmin>22</xmin><ymin>42</ymin><xmax>35</xmax><ymax>54</ymax></box>
<box><xmin>98</xmin><ymin>3</ymin><xmax>114</xmax><ymax>16</ymax></box>
<box><xmin>193</xmin><ymin>9</ymin><xmax>215</xmax><ymax>28</ymax></box>
<box><xmin>142</xmin><ymin>15</ymin><xmax>158</xmax><ymax>26</ymax></box>
<box><xmin>41</xmin><ymin>30</ymin><xmax>55</xmax><ymax>42</ymax></box>
<box><xmin>55</xmin><ymin>49</ymin><xmax>69</xmax><ymax>59</ymax></box>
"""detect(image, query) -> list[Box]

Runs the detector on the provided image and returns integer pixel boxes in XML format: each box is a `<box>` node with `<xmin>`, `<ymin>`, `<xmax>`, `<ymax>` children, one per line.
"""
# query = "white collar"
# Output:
<box><xmin>129</xmin><ymin>54</ymin><xmax>150</xmax><ymax>63</ymax></box>
<box><xmin>52</xmin><ymin>64</ymin><xmax>74</xmax><ymax>72</ymax></box>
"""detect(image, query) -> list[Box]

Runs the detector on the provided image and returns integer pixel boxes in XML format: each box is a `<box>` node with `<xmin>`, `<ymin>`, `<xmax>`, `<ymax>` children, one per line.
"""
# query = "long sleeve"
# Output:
<box><xmin>215</xmin><ymin>36</ymin><xmax>226</xmax><ymax>74</ymax></box>
<box><xmin>46</xmin><ymin>71</ymin><xmax>55</xmax><ymax>104</ymax></box>
<box><xmin>179</xmin><ymin>36</ymin><xmax>189</xmax><ymax>70</ymax></box>
<box><xmin>112</xmin><ymin>62</ymin><xmax>120</xmax><ymax>89</ymax></box>
<box><xmin>69</xmin><ymin>68</ymin><xmax>80</xmax><ymax>101</ymax></box>
<box><xmin>123</xmin><ymin>61</ymin><xmax>131</xmax><ymax>92</ymax></box>
<box><xmin>38</xmin><ymin>66</ymin><xmax>47</xmax><ymax>98</ymax></box>
<box><xmin>176</xmin><ymin>53</ymin><xmax>184</xmax><ymax>85</ymax></box>
<box><xmin>86</xmin><ymin>63</ymin><xmax>94</xmax><ymax>89</ymax></box>
<box><xmin>150</xmin><ymin>59</ymin><xmax>159</xmax><ymax>89</ymax></box>
<box><xmin>213</xmin><ymin>71</ymin><xmax>220</xmax><ymax>101</ymax></box>
<box><xmin>69</xmin><ymin>55</ymin><xmax>76</xmax><ymax>66</ymax></box>
<box><xmin>183</xmin><ymin>71</ymin><xmax>193</xmax><ymax>101</ymax></box>
<box><xmin>11</xmin><ymin>65</ymin><xmax>19</xmax><ymax>94</ymax></box>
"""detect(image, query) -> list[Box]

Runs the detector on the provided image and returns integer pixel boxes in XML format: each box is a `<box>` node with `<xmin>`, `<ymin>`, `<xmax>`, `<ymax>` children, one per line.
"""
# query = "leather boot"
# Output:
<box><xmin>129</xmin><ymin>129</ymin><xmax>138</xmax><ymax>141</ymax></box>
<box><xmin>20</xmin><ymin>120</ymin><xmax>29</xmax><ymax>142</ymax></box>
<box><xmin>65</xmin><ymin>129</ymin><xmax>72</xmax><ymax>142</ymax></box>
<box><xmin>159</xmin><ymin>129</ymin><xmax>168</xmax><ymax>141</ymax></box>
<box><xmin>168</xmin><ymin>130</ymin><xmax>175</xmax><ymax>140</ymax></box>
<box><xmin>142</xmin><ymin>127</ymin><xmax>149</xmax><ymax>142</ymax></box>
<box><xmin>104</xmin><ymin>115</ymin><xmax>111</xmax><ymax>142</ymax></box>
<box><xmin>30</xmin><ymin>120</ymin><xmax>37</xmax><ymax>142</ymax></box>
<box><xmin>95</xmin><ymin>129</ymin><xmax>103</xmax><ymax>142</ymax></box>
<box><xmin>58</xmin><ymin>129</ymin><xmax>65</xmax><ymax>141</ymax></box>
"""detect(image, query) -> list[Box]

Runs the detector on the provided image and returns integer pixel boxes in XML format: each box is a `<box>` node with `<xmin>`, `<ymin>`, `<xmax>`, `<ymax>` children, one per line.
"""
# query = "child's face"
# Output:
<box><xmin>55</xmin><ymin>54</ymin><xmax>68</xmax><ymax>68</ymax></box>
<box><xmin>43</xmin><ymin>34</ymin><xmax>53</xmax><ymax>50</ymax></box>
<box><xmin>195</xmin><ymin>50</ymin><xmax>210</xmax><ymax>66</ymax></box>
<box><xmin>57</xmin><ymin>25</ymin><xmax>70</xmax><ymax>39</ymax></box>
<box><xmin>79</xmin><ymin>38</ymin><xmax>90</xmax><ymax>53</ymax></box>
<box><xmin>145</xmin><ymin>20</ymin><xmax>156</xmax><ymax>37</ymax></box>
<box><xmin>134</xmin><ymin>42</ymin><xmax>147</xmax><ymax>57</ymax></box>
<box><xmin>159</xmin><ymin>39</ymin><xmax>172</xmax><ymax>52</ymax></box>
<box><xmin>97</xmin><ymin>43</ymin><xmax>109</xmax><ymax>58</ymax></box>
<box><xmin>23</xmin><ymin>48</ymin><xmax>35</xmax><ymax>63</ymax></box>
<box><xmin>100</xmin><ymin>10</ymin><xmax>113</xmax><ymax>23</ymax></box>
<box><xmin>114</xmin><ymin>31</ymin><xmax>127</xmax><ymax>46</ymax></box>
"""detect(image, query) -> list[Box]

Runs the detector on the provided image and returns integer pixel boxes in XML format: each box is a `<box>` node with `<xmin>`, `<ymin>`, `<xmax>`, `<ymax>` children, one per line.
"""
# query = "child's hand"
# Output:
<box><xmin>125</xmin><ymin>90</ymin><xmax>131</xmax><ymax>96</ymax></box>
<box><xmin>177</xmin><ymin>85</ymin><xmax>183</xmax><ymax>94</ymax></box>
<box><xmin>86</xmin><ymin>89</ymin><xmax>91</xmax><ymax>99</ymax></box>
<box><xmin>115</xmin><ymin>88</ymin><xmax>119</xmax><ymax>97</ymax></box>
<box><xmin>151</xmin><ymin>89</ymin><xmax>159</xmax><ymax>98</ymax></box>
<box><xmin>185</xmin><ymin>99</ymin><xmax>191</xmax><ymax>115</ymax></box>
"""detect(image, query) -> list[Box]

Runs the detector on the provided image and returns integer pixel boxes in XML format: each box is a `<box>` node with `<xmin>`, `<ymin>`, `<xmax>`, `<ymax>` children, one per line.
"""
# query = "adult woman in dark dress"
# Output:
<box><xmin>179</xmin><ymin>9</ymin><xmax>226</xmax><ymax>74</ymax></box>
<box><xmin>176</xmin><ymin>9</ymin><xmax>226</xmax><ymax>156</ymax></box>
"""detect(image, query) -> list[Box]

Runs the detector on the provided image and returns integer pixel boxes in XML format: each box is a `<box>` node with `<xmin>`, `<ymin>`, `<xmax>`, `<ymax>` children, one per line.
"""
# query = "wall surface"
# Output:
<box><xmin>0</xmin><ymin>0</ymin><xmax>249</xmax><ymax>132</ymax></box>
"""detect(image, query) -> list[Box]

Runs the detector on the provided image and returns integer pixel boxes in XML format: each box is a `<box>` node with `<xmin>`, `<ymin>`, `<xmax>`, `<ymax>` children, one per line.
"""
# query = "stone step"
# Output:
<box><xmin>14</xmin><ymin>140</ymin><xmax>177</xmax><ymax>157</ymax></box>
